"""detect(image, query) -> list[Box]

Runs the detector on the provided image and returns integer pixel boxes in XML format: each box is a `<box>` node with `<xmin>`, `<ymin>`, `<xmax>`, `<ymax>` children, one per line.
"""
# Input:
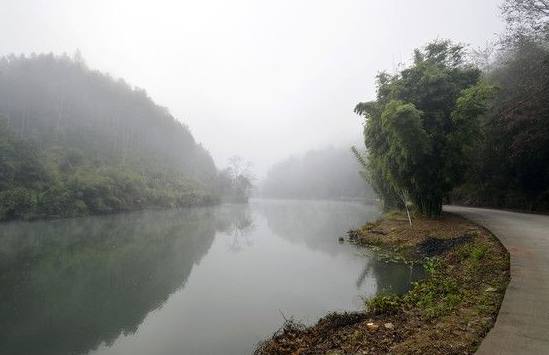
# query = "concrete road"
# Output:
<box><xmin>444</xmin><ymin>206</ymin><xmax>549</xmax><ymax>354</ymax></box>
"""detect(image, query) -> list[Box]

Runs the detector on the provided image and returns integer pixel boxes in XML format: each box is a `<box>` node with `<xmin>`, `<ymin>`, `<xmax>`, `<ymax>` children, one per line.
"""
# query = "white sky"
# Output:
<box><xmin>0</xmin><ymin>0</ymin><xmax>504</xmax><ymax>176</ymax></box>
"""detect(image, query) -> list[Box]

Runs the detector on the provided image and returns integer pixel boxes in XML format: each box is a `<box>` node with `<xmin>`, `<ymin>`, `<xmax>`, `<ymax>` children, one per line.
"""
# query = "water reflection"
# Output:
<box><xmin>0</xmin><ymin>208</ymin><xmax>218</xmax><ymax>355</ymax></box>
<box><xmin>356</xmin><ymin>256</ymin><xmax>423</xmax><ymax>295</ymax></box>
<box><xmin>216</xmin><ymin>204</ymin><xmax>255</xmax><ymax>252</ymax></box>
<box><xmin>0</xmin><ymin>200</ymin><xmax>421</xmax><ymax>355</ymax></box>
<box><xmin>256</xmin><ymin>199</ymin><xmax>423</xmax><ymax>296</ymax></box>
<box><xmin>255</xmin><ymin>199</ymin><xmax>380</xmax><ymax>255</ymax></box>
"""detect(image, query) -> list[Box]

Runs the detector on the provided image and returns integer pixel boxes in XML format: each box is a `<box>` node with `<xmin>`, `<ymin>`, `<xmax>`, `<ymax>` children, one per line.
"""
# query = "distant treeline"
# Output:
<box><xmin>354</xmin><ymin>0</ymin><xmax>549</xmax><ymax>215</ymax></box>
<box><xmin>0</xmin><ymin>54</ymin><xmax>235</xmax><ymax>221</ymax></box>
<box><xmin>260</xmin><ymin>146</ymin><xmax>376</xmax><ymax>201</ymax></box>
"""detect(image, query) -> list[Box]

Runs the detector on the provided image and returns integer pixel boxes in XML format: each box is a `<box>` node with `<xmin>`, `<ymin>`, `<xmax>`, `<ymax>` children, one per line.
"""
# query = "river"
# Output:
<box><xmin>0</xmin><ymin>199</ymin><xmax>423</xmax><ymax>355</ymax></box>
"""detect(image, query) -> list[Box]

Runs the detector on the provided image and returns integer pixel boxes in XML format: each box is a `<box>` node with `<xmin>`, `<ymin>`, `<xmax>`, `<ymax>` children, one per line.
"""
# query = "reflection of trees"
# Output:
<box><xmin>256</xmin><ymin>200</ymin><xmax>380</xmax><ymax>255</ymax></box>
<box><xmin>0</xmin><ymin>208</ymin><xmax>217</xmax><ymax>355</ymax></box>
<box><xmin>355</xmin><ymin>255</ymin><xmax>425</xmax><ymax>295</ymax></box>
<box><xmin>257</xmin><ymin>200</ymin><xmax>423</xmax><ymax>295</ymax></box>
<box><xmin>215</xmin><ymin>203</ymin><xmax>255</xmax><ymax>252</ymax></box>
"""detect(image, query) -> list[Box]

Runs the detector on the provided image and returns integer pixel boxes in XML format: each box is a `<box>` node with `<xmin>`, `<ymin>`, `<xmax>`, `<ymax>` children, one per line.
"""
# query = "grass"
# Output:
<box><xmin>403</xmin><ymin>257</ymin><xmax>463</xmax><ymax>319</ymax></box>
<box><xmin>365</xmin><ymin>294</ymin><xmax>403</xmax><ymax>315</ymax></box>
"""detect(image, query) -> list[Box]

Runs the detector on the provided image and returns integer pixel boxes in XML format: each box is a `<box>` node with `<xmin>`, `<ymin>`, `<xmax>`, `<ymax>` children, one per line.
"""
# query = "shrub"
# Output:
<box><xmin>366</xmin><ymin>294</ymin><xmax>403</xmax><ymax>315</ymax></box>
<box><xmin>0</xmin><ymin>187</ymin><xmax>35</xmax><ymax>220</ymax></box>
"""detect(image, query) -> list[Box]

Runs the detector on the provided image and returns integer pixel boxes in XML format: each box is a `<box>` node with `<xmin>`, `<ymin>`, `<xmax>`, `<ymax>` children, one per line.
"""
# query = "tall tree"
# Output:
<box><xmin>218</xmin><ymin>156</ymin><xmax>253</xmax><ymax>202</ymax></box>
<box><xmin>355</xmin><ymin>40</ymin><xmax>490</xmax><ymax>217</ymax></box>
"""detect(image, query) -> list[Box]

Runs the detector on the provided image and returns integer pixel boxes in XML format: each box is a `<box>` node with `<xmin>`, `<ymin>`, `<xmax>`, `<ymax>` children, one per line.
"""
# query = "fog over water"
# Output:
<box><xmin>1</xmin><ymin>0</ymin><xmax>503</xmax><ymax>176</ymax></box>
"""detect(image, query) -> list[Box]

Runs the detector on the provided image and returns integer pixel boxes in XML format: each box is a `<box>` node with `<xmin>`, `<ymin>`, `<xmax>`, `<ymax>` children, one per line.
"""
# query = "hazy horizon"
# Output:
<box><xmin>1</xmin><ymin>0</ymin><xmax>504</xmax><ymax>177</ymax></box>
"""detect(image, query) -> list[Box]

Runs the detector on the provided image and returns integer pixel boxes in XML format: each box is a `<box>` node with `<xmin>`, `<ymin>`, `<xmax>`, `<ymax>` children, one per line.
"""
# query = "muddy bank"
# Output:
<box><xmin>255</xmin><ymin>212</ymin><xmax>510</xmax><ymax>354</ymax></box>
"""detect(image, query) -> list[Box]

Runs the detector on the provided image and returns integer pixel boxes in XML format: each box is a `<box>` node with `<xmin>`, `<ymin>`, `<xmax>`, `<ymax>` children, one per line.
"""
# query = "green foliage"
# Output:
<box><xmin>422</xmin><ymin>257</ymin><xmax>441</xmax><ymax>274</ymax></box>
<box><xmin>353</xmin><ymin>145</ymin><xmax>402</xmax><ymax>210</ymax></box>
<box><xmin>380</xmin><ymin>101</ymin><xmax>430</xmax><ymax>191</ymax></box>
<box><xmin>365</xmin><ymin>293</ymin><xmax>402</xmax><ymax>315</ymax></box>
<box><xmin>37</xmin><ymin>184</ymin><xmax>79</xmax><ymax>217</ymax></box>
<box><xmin>0</xmin><ymin>187</ymin><xmax>36</xmax><ymax>220</ymax></box>
<box><xmin>449</xmin><ymin>2</ymin><xmax>549</xmax><ymax>211</ymax></box>
<box><xmin>355</xmin><ymin>40</ymin><xmax>487</xmax><ymax>216</ymax></box>
<box><xmin>0</xmin><ymin>54</ymin><xmax>220</xmax><ymax>221</ymax></box>
<box><xmin>470</xmin><ymin>245</ymin><xmax>488</xmax><ymax>261</ymax></box>
<box><xmin>0</xmin><ymin>119</ymin><xmax>50</xmax><ymax>191</ymax></box>
<box><xmin>353</xmin><ymin>3</ymin><xmax>549</xmax><ymax>213</ymax></box>
<box><xmin>363</xmin><ymin>257</ymin><xmax>464</xmax><ymax>319</ymax></box>
<box><xmin>404</xmin><ymin>257</ymin><xmax>463</xmax><ymax>319</ymax></box>
<box><xmin>456</xmin><ymin>243</ymin><xmax>490</xmax><ymax>276</ymax></box>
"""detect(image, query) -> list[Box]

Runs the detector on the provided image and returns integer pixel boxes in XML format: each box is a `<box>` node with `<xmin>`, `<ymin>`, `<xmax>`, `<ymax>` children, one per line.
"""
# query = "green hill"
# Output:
<box><xmin>0</xmin><ymin>53</ymin><xmax>219</xmax><ymax>221</ymax></box>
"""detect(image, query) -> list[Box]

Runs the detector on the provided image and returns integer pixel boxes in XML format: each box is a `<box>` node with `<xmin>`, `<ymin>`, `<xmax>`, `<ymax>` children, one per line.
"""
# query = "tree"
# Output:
<box><xmin>501</xmin><ymin>0</ymin><xmax>549</xmax><ymax>44</ymax></box>
<box><xmin>218</xmin><ymin>156</ymin><xmax>253</xmax><ymax>202</ymax></box>
<box><xmin>462</xmin><ymin>42</ymin><xmax>549</xmax><ymax>210</ymax></box>
<box><xmin>355</xmin><ymin>40</ymin><xmax>488</xmax><ymax>217</ymax></box>
<box><xmin>446</xmin><ymin>1</ymin><xmax>549</xmax><ymax>212</ymax></box>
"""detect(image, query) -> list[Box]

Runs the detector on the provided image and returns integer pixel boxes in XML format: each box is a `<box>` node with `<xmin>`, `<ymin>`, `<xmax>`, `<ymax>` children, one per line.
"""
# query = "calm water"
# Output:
<box><xmin>0</xmin><ymin>199</ymin><xmax>422</xmax><ymax>355</ymax></box>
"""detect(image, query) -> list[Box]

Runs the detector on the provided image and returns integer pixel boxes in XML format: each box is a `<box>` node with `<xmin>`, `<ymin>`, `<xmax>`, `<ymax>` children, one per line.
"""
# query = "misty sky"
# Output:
<box><xmin>1</xmin><ymin>0</ymin><xmax>504</xmax><ymax>176</ymax></box>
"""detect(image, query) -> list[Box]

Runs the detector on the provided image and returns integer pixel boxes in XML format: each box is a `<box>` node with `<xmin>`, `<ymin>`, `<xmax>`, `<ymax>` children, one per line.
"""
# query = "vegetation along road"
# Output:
<box><xmin>445</xmin><ymin>206</ymin><xmax>549</xmax><ymax>354</ymax></box>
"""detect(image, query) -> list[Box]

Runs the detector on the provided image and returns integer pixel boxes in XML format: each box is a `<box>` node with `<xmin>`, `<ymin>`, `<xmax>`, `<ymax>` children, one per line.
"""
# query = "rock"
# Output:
<box><xmin>384</xmin><ymin>322</ymin><xmax>395</xmax><ymax>330</ymax></box>
<box><xmin>485</xmin><ymin>287</ymin><xmax>497</xmax><ymax>292</ymax></box>
<box><xmin>366</xmin><ymin>322</ymin><xmax>379</xmax><ymax>332</ymax></box>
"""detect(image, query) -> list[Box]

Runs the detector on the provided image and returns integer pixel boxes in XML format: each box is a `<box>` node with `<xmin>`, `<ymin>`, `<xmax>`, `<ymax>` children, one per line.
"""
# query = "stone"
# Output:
<box><xmin>384</xmin><ymin>322</ymin><xmax>395</xmax><ymax>330</ymax></box>
<box><xmin>366</xmin><ymin>322</ymin><xmax>379</xmax><ymax>332</ymax></box>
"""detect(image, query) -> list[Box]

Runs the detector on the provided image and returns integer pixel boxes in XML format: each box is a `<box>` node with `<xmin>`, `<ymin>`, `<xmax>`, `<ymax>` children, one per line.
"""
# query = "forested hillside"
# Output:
<box><xmin>0</xmin><ymin>54</ymin><xmax>219</xmax><ymax>221</ymax></box>
<box><xmin>261</xmin><ymin>146</ymin><xmax>376</xmax><ymax>200</ymax></box>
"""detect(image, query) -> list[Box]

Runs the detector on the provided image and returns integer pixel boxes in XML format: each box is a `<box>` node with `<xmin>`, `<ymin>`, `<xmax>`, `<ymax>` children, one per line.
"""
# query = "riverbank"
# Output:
<box><xmin>0</xmin><ymin>191</ymin><xmax>220</xmax><ymax>223</ymax></box>
<box><xmin>255</xmin><ymin>212</ymin><xmax>510</xmax><ymax>354</ymax></box>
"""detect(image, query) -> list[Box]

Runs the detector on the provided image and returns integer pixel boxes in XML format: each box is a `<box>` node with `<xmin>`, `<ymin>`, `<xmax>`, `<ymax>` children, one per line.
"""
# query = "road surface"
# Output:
<box><xmin>445</xmin><ymin>206</ymin><xmax>549</xmax><ymax>354</ymax></box>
